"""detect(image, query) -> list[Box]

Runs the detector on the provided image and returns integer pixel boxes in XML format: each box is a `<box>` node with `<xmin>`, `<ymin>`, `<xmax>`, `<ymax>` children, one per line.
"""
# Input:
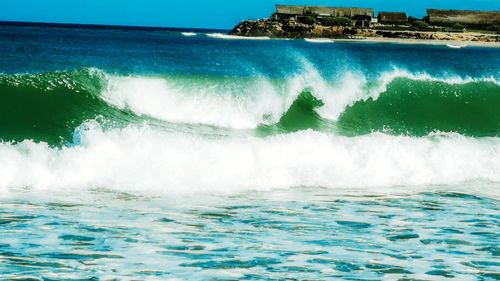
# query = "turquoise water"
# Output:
<box><xmin>1</xmin><ymin>188</ymin><xmax>499</xmax><ymax>280</ymax></box>
<box><xmin>0</xmin><ymin>25</ymin><xmax>499</xmax><ymax>279</ymax></box>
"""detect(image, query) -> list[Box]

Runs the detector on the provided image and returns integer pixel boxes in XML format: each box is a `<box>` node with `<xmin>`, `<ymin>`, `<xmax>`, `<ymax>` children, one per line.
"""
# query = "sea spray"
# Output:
<box><xmin>1</xmin><ymin>124</ymin><xmax>499</xmax><ymax>194</ymax></box>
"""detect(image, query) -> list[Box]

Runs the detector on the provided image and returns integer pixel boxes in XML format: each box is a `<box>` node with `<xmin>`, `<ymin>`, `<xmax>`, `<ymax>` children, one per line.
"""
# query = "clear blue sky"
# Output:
<box><xmin>0</xmin><ymin>0</ymin><xmax>499</xmax><ymax>29</ymax></box>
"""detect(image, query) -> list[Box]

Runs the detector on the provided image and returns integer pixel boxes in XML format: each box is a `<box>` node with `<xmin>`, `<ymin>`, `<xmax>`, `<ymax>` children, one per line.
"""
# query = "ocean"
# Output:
<box><xmin>0</xmin><ymin>25</ymin><xmax>499</xmax><ymax>280</ymax></box>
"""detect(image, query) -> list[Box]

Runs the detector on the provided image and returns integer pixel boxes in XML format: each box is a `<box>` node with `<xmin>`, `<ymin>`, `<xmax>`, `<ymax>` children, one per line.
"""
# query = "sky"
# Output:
<box><xmin>0</xmin><ymin>0</ymin><xmax>499</xmax><ymax>29</ymax></box>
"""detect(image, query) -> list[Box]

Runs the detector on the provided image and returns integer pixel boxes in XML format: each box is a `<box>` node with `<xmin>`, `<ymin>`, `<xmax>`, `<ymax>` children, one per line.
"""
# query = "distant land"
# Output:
<box><xmin>230</xmin><ymin>5</ymin><xmax>500</xmax><ymax>45</ymax></box>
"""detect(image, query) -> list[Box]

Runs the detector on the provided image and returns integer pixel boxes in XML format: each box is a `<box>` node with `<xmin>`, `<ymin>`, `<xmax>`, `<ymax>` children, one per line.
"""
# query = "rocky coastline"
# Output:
<box><xmin>230</xmin><ymin>17</ymin><xmax>500</xmax><ymax>43</ymax></box>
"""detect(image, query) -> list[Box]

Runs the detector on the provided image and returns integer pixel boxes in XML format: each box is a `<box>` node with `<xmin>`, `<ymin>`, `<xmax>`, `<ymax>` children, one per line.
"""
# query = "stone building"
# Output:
<box><xmin>377</xmin><ymin>12</ymin><xmax>408</xmax><ymax>24</ymax></box>
<box><xmin>427</xmin><ymin>9</ymin><xmax>500</xmax><ymax>26</ymax></box>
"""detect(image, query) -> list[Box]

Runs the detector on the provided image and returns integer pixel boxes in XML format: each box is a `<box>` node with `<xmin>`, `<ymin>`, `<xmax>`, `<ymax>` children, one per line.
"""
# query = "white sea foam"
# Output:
<box><xmin>283</xmin><ymin>59</ymin><xmax>367</xmax><ymax>121</ymax></box>
<box><xmin>101</xmin><ymin>75</ymin><xmax>285</xmax><ymax>129</ymax></box>
<box><xmin>446</xmin><ymin>44</ymin><xmax>466</xmax><ymax>49</ymax></box>
<box><xmin>206</xmin><ymin>33</ymin><xmax>271</xmax><ymax>40</ymax></box>
<box><xmin>181</xmin><ymin>32</ymin><xmax>197</xmax><ymax>37</ymax></box>
<box><xmin>1</xmin><ymin>125</ymin><xmax>499</xmax><ymax>195</ymax></box>
<box><xmin>304</xmin><ymin>38</ymin><xmax>335</xmax><ymax>43</ymax></box>
<box><xmin>364</xmin><ymin>68</ymin><xmax>500</xmax><ymax>102</ymax></box>
<box><xmin>96</xmin><ymin>64</ymin><xmax>498</xmax><ymax>129</ymax></box>
<box><xmin>98</xmin><ymin>61</ymin><xmax>368</xmax><ymax>128</ymax></box>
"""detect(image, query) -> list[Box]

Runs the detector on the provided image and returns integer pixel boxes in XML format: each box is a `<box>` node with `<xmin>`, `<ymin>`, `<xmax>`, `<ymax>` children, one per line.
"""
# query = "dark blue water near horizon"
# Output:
<box><xmin>1</xmin><ymin>25</ymin><xmax>499</xmax><ymax>78</ymax></box>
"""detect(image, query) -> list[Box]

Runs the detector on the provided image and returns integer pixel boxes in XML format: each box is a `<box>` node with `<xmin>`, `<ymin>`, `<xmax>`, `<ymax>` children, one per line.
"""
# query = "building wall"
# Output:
<box><xmin>378</xmin><ymin>12</ymin><xmax>407</xmax><ymax>24</ymax></box>
<box><xmin>427</xmin><ymin>9</ymin><xmax>500</xmax><ymax>25</ymax></box>
<box><xmin>275</xmin><ymin>5</ymin><xmax>305</xmax><ymax>15</ymax></box>
<box><xmin>309</xmin><ymin>6</ymin><xmax>333</xmax><ymax>16</ymax></box>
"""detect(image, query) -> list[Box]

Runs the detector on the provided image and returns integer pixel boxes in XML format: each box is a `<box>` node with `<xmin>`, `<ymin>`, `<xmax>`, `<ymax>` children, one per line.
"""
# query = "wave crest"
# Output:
<box><xmin>0</xmin><ymin>66</ymin><xmax>499</xmax><ymax>145</ymax></box>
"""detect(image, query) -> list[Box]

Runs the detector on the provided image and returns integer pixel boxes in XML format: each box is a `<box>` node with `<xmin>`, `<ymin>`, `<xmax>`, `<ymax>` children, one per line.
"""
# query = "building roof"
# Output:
<box><xmin>275</xmin><ymin>5</ymin><xmax>305</xmax><ymax>15</ymax></box>
<box><xmin>275</xmin><ymin>5</ymin><xmax>374</xmax><ymax>17</ymax></box>
<box><xmin>427</xmin><ymin>9</ymin><xmax>500</xmax><ymax>15</ymax></box>
<box><xmin>426</xmin><ymin>9</ymin><xmax>500</xmax><ymax>25</ymax></box>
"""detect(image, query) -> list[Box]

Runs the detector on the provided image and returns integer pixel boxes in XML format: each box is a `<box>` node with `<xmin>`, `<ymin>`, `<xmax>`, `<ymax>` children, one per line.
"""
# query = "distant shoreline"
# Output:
<box><xmin>231</xmin><ymin>21</ymin><xmax>500</xmax><ymax>47</ymax></box>
<box><xmin>326</xmin><ymin>37</ymin><xmax>500</xmax><ymax>48</ymax></box>
<box><xmin>2</xmin><ymin>20</ymin><xmax>499</xmax><ymax>48</ymax></box>
<box><xmin>205</xmin><ymin>34</ymin><xmax>500</xmax><ymax>48</ymax></box>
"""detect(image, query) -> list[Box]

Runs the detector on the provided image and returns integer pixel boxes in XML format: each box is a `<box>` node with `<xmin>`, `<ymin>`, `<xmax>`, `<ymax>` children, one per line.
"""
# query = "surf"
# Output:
<box><xmin>181</xmin><ymin>32</ymin><xmax>197</xmax><ymax>37</ymax></box>
<box><xmin>337</xmin><ymin>77</ymin><xmax>500</xmax><ymax>137</ymax></box>
<box><xmin>1</xmin><ymin>124</ymin><xmax>499</xmax><ymax>194</ymax></box>
<box><xmin>0</xmin><ymin>67</ymin><xmax>499</xmax><ymax>147</ymax></box>
<box><xmin>0</xmin><ymin>69</ymin><xmax>150</xmax><ymax>145</ymax></box>
<box><xmin>446</xmin><ymin>43</ymin><xmax>466</xmax><ymax>49</ymax></box>
<box><xmin>206</xmin><ymin>33</ymin><xmax>271</xmax><ymax>40</ymax></box>
<box><xmin>99</xmin><ymin>68</ymin><xmax>500</xmax><ymax>137</ymax></box>
<box><xmin>304</xmin><ymin>38</ymin><xmax>335</xmax><ymax>43</ymax></box>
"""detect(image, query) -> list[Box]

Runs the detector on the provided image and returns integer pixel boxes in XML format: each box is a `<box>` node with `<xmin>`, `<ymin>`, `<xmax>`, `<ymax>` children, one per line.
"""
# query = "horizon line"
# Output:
<box><xmin>0</xmin><ymin>20</ymin><xmax>230</xmax><ymax>32</ymax></box>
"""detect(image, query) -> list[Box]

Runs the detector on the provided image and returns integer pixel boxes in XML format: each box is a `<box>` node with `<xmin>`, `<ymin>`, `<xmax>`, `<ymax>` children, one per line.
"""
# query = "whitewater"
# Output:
<box><xmin>0</xmin><ymin>25</ymin><xmax>499</xmax><ymax>279</ymax></box>
<box><xmin>1</xmin><ymin>67</ymin><xmax>500</xmax><ymax>195</ymax></box>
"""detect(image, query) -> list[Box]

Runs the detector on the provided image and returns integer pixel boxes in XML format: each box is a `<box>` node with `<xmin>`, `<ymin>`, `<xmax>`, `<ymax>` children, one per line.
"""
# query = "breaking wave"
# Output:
<box><xmin>206</xmin><ymin>33</ymin><xmax>271</xmax><ymax>40</ymax></box>
<box><xmin>101</xmin><ymin>67</ymin><xmax>500</xmax><ymax>137</ymax></box>
<box><xmin>0</xmin><ymin>67</ymin><xmax>498</xmax><ymax>145</ymax></box>
<box><xmin>304</xmin><ymin>38</ymin><xmax>336</xmax><ymax>43</ymax></box>
<box><xmin>1</xmin><ymin>125</ymin><xmax>499</xmax><ymax>194</ymax></box>
<box><xmin>0</xmin><ymin>66</ymin><xmax>499</xmax><ymax>194</ymax></box>
<box><xmin>337</xmin><ymin>77</ymin><xmax>500</xmax><ymax>137</ymax></box>
<box><xmin>0</xmin><ymin>69</ymin><xmax>143</xmax><ymax>144</ymax></box>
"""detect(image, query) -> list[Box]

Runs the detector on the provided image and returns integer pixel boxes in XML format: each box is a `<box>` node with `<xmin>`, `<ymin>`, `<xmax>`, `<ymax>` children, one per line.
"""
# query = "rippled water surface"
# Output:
<box><xmin>1</xmin><ymin>188</ymin><xmax>498</xmax><ymax>280</ymax></box>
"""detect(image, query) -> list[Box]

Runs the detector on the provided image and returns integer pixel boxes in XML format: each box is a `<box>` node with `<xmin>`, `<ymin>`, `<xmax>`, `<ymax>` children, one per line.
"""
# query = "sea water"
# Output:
<box><xmin>0</xmin><ymin>25</ymin><xmax>499</xmax><ymax>280</ymax></box>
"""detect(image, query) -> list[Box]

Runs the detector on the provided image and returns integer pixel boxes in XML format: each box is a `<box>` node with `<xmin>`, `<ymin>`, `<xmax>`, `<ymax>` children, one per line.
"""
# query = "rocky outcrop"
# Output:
<box><xmin>230</xmin><ymin>17</ymin><xmax>500</xmax><ymax>42</ymax></box>
<box><xmin>230</xmin><ymin>18</ymin><xmax>357</xmax><ymax>39</ymax></box>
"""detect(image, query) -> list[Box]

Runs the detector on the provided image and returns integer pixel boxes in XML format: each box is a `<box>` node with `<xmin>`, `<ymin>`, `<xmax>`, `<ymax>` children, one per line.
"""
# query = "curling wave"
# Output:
<box><xmin>337</xmin><ymin>77</ymin><xmax>500</xmax><ymax>137</ymax></box>
<box><xmin>0</xmin><ymin>69</ymin><xmax>145</xmax><ymax>144</ymax></box>
<box><xmin>0</xmin><ymin>66</ymin><xmax>499</xmax><ymax>194</ymax></box>
<box><xmin>0</xmin><ymin>67</ymin><xmax>499</xmax><ymax>147</ymax></box>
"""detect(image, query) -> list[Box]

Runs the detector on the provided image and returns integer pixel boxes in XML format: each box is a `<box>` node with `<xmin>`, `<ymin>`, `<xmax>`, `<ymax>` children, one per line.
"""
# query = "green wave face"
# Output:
<box><xmin>337</xmin><ymin>78</ymin><xmax>500</xmax><ymax>137</ymax></box>
<box><xmin>0</xmin><ymin>69</ymin><xmax>136</xmax><ymax>145</ymax></box>
<box><xmin>257</xmin><ymin>90</ymin><xmax>332</xmax><ymax>135</ymax></box>
<box><xmin>1</xmin><ymin>70</ymin><xmax>499</xmax><ymax>144</ymax></box>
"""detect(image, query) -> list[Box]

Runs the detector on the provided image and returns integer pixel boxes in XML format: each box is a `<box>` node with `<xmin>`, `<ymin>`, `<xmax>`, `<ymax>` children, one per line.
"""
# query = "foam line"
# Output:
<box><xmin>1</xmin><ymin>125</ymin><xmax>499</xmax><ymax>195</ymax></box>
